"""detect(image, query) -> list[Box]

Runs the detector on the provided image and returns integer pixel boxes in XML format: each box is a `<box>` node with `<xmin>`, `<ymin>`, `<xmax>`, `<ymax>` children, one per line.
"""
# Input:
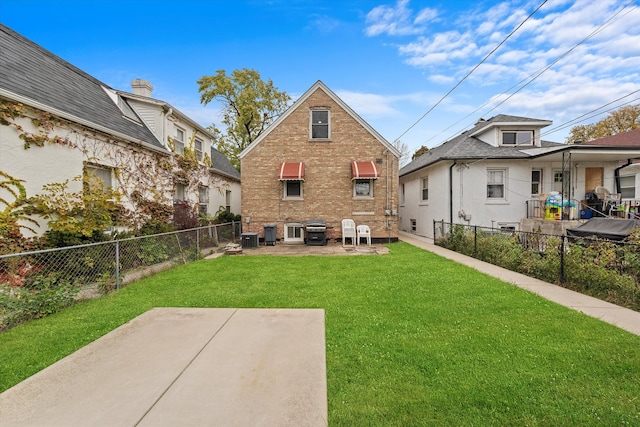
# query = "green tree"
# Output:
<box><xmin>566</xmin><ymin>104</ymin><xmax>640</xmax><ymax>143</ymax></box>
<box><xmin>197</xmin><ymin>69</ymin><xmax>291</xmax><ymax>170</ymax></box>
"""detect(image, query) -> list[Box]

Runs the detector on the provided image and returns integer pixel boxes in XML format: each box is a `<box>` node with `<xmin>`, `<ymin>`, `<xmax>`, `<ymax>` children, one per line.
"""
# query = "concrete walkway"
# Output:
<box><xmin>0</xmin><ymin>308</ymin><xmax>328</xmax><ymax>426</ymax></box>
<box><xmin>399</xmin><ymin>231</ymin><xmax>640</xmax><ymax>336</ymax></box>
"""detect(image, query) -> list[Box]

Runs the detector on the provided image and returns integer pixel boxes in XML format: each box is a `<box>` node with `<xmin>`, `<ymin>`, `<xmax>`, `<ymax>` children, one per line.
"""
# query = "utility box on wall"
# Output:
<box><xmin>241</xmin><ymin>232</ymin><xmax>259</xmax><ymax>249</ymax></box>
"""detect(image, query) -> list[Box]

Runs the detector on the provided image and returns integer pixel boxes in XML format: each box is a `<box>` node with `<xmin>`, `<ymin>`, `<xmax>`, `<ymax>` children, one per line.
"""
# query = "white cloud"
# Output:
<box><xmin>335</xmin><ymin>90</ymin><xmax>401</xmax><ymax>117</ymax></box>
<box><xmin>365</xmin><ymin>0</ymin><xmax>437</xmax><ymax>36</ymax></box>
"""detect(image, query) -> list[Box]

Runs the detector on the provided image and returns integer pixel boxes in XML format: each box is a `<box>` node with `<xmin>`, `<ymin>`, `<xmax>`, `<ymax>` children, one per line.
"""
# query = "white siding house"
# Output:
<box><xmin>0</xmin><ymin>24</ymin><xmax>240</xmax><ymax>237</ymax></box>
<box><xmin>399</xmin><ymin>115</ymin><xmax>640</xmax><ymax>239</ymax></box>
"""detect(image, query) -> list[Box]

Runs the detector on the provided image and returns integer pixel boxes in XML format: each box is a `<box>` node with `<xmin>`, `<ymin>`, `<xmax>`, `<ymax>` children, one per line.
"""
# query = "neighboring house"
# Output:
<box><xmin>119</xmin><ymin>82</ymin><xmax>241</xmax><ymax>219</ymax></box>
<box><xmin>0</xmin><ymin>24</ymin><xmax>239</xmax><ymax>237</ymax></box>
<box><xmin>582</xmin><ymin>127</ymin><xmax>640</xmax><ymax>203</ymax></box>
<box><xmin>239</xmin><ymin>80</ymin><xmax>401</xmax><ymax>244</ymax></box>
<box><xmin>399</xmin><ymin>115</ymin><xmax>640</xmax><ymax>239</ymax></box>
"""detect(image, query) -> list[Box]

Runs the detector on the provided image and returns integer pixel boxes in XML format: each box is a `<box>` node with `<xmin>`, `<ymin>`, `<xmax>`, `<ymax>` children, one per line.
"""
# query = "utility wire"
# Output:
<box><xmin>421</xmin><ymin>0</ymin><xmax>637</xmax><ymax>149</ymax></box>
<box><xmin>392</xmin><ymin>0</ymin><xmax>548</xmax><ymax>143</ymax></box>
<box><xmin>542</xmin><ymin>94</ymin><xmax>640</xmax><ymax>137</ymax></box>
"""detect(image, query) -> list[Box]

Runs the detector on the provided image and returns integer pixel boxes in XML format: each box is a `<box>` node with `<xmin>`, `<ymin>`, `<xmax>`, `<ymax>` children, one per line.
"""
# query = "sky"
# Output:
<box><xmin>1</xmin><ymin>0</ymin><xmax>639</xmax><ymax>160</ymax></box>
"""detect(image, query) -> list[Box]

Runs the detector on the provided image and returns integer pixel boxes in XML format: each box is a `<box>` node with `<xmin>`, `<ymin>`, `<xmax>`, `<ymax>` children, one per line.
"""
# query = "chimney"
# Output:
<box><xmin>131</xmin><ymin>79</ymin><xmax>153</xmax><ymax>97</ymax></box>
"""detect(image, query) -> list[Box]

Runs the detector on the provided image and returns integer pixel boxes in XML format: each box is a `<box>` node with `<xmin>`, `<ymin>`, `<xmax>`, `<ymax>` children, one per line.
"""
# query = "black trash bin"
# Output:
<box><xmin>585</xmin><ymin>191</ymin><xmax>601</xmax><ymax>217</ymax></box>
<box><xmin>263</xmin><ymin>224</ymin><xmax>276</xmax><ymax>246</ymax></box>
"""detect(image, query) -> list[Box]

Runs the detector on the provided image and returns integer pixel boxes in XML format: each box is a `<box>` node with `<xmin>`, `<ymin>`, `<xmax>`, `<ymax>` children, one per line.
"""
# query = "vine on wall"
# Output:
<box><xmin>0</xmin><ymin>99</ymin><xmax>227</xmax><ymax>237</ymax></box>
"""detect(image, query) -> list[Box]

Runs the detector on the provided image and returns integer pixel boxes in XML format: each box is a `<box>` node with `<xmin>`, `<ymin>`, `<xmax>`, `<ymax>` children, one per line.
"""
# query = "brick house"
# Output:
<box><xmin>239</xmin><ymin>81</ymin><xmax>400</xmax><ymax>244</ymax></box>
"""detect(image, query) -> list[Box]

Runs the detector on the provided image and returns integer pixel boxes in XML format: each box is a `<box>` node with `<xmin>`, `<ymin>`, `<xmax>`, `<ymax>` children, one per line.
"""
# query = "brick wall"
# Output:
<box><xmin>241</xmin><ymin>87</ymin><xmax>399</xmax><ymax>242</ymax></box>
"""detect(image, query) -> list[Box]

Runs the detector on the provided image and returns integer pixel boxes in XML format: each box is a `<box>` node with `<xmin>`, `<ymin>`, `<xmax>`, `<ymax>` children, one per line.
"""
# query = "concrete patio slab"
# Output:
<box><xmin>0</xmin><ymin>308</ymin><xmax>328</xmax><ymax>426</ymax></box>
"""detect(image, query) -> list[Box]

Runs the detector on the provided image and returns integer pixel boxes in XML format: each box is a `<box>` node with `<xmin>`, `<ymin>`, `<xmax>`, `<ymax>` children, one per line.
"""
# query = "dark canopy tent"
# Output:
<box><xmin>566</xmin><ymin>218</ymin><xmax>640</xmax><ymax>241</ymax></box>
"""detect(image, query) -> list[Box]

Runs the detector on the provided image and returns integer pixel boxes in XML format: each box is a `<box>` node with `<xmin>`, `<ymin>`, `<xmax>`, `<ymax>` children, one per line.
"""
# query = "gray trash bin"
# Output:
<box><xmin>264</xmin><ymin>224</ymin><xmax>276</xmax><ymax>246</ymax></box>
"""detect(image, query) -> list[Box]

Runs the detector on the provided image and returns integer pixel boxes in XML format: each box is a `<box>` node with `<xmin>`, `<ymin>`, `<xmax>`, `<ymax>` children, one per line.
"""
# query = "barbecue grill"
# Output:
<box><xmin>305</xmin><ymin>219</ymin><xmax>327</xmax><ymax>246</ymax></box>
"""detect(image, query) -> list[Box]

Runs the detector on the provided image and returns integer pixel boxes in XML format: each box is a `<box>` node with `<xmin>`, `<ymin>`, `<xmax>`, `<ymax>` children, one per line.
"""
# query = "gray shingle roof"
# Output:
<box><xmin>0</xmin><ymin>24</ymin><xmax>164</xmax><ymax>150</ymax></box>
<box><xmin>210</xmin><ymin>147</ymin><xmax>241</xmax><ymax>180</ymax></box>
<box><xmin>400</xmin><ymin>115</ymin><xmax>562</xmax><ymax>176</ymax></box>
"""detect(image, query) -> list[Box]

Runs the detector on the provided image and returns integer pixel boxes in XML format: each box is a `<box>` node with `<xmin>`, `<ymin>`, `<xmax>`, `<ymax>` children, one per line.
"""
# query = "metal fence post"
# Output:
<box><xmin>115</xmin><ymin>240</ymin><xmax>120</xmax><ymax>290</ymax></box>
<box><xmin>196</xmin><ymin>228</ymin><xmax>200</xmax><ymax>259</ymax></box>
<box><xmin>559</xmin><ymin>235</ymin><xmax>565</xmax><ymax>284</ymax></box>
<box><xmin>433</xmin><ymin>220</ymin><xmax>436</xmax><ymax>241</ymax></box>
<box><xmin>474</xmin><ymin>225</ymin><xmax>477</xmax><ymax>257</ymax></box>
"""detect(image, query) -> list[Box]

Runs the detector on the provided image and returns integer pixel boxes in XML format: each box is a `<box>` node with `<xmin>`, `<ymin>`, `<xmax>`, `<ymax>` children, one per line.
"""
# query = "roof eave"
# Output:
<box><xmin>239</xmin><ymin>80</ymin><xmax>401</xmax><ymax>159</ymax></box>
<box><xmin>1</xmin><ymin>88</ymin><xmax>170</xmax><ymax>155</ymax></box>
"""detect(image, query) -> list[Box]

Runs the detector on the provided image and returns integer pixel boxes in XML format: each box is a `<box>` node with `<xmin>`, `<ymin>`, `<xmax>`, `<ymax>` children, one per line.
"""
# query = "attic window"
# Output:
<box><xmin>310</xmin><ymin>109</ymin><xmax>330</xmax><ymax>140</ymax></box>
<box><xmin>502</xmin><ymin>130</ymin><xmax>533</xmax><ymax>146</ymax></box>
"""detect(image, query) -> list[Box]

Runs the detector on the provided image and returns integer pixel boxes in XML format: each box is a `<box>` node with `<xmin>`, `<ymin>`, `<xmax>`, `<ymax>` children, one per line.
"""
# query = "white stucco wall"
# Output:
<box><xmin>399</xmin><ymin>158</ymin><xmax>631</xmax><ymax>239</ymax></box>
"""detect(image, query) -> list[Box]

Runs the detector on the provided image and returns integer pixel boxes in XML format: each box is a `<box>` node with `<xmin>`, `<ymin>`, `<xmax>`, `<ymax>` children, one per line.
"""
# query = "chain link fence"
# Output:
<box><xmin>433</xmin><ymin>220</ymin><xmax>640</xmax><ymax>311</ymax></box>
<box><xmin>0</xmin><ymin>222</ymin><xmax>241</xmax><ymax>331</ymax></box>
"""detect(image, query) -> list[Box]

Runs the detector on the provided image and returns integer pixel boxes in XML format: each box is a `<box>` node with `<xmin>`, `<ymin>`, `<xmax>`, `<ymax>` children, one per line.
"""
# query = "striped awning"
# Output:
<box><xmin>279</xmin><ymin>162</ymin><xmax>305</xmax><ymax>181</ymax></box>
<box><xmin>351</xmin><ymin>161</ymin><xmax>379</xmax><ymax>180</ymax></box>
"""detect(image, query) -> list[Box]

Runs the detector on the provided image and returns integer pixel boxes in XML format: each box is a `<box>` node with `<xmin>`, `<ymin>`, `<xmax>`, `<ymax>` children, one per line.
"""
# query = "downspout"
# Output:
<box><xmin>614</xmin><ymin>159</ymin><xmax>633</xmax><ymax>194</ymax></box>
<box><xmin>163</xmin><ymin>107</ymin><xmax>173</xmax><ymax>148</ymax></box>
<box><xmin>449</xmin><ymin>161</ymin><xmax>457</xmax><ymax>224</ymax></box>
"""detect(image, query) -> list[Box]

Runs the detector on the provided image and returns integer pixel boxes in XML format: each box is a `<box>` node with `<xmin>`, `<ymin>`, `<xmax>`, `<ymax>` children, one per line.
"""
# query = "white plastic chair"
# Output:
<box><xmin>342</xmin><ymin>219</ymin><xmax>356</xmax><ymax>246</ymax></box>
<box><xmin>356</xmin><ymin>224</ymin><xmax>371</xmax><ymax>246</ymax></box>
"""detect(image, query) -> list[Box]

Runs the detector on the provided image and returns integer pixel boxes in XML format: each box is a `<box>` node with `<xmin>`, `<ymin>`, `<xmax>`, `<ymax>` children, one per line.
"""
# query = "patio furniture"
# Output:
<box><xmin>342</xmin><ymin>219</ymin><xmax>356</xmax><ymax>246</ymax></box>
<box><xmin>356</xmin><ymin>224</ymin><xmax>371</xmax><ymax>246</ymax></box>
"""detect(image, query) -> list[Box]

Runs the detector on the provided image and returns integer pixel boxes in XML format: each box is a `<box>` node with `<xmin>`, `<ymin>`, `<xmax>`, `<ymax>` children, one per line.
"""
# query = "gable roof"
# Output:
<box><xmin>0</xmin><ymin>24</ymin><xmax>165</xmax><ymax>151</ymax></box>
<box><xmin>400</xmin><ymin>115</ymin><xmax>561</xmax><ymax>176</ymax></box>
<box><xmin>581</xmin><ymin>127</ymin><xmax>640</xmax><ymax>146</ymax></box>
<box><xmin>470</xmin><ymin>114</ymin><xmax>552</xmax><ymax>137</ymax></box>
<box><xmin>239</xmin><ymin>80</ymin><xmax>401</xmax><ymax>159</ymax></box>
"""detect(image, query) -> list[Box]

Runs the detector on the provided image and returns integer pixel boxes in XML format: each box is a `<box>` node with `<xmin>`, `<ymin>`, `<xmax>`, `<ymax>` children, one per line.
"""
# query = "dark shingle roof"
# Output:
<box><xmin>400</xmin><ymin>115</ymin><xmax>561</xmax><ymax>176</ymax></box>
<box><xmin>582</xmin><ymin>127</ymin><xmax>640</xmax><ymax>146</ymax></box>
<box><xmin>210</xmin><ymin>147</ymin><xmax>241</xmax><ymax>180</ymax></box>
<box><xmin>0</xmin><ymin>24</ymin><xmax>164</xmax><ymax>150</ymax></box>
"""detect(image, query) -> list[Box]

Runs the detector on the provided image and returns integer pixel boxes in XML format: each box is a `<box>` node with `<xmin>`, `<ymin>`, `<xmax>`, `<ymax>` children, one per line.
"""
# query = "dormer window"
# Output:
<box><xmin>310</xmin><ymin>109</ymin><xmax>330</xmax><ymax>140</ymax></box>
<box><xmin>502</xmin><ymin>130</ymin><xmax>533</xmax><ymax>146</ymax></box>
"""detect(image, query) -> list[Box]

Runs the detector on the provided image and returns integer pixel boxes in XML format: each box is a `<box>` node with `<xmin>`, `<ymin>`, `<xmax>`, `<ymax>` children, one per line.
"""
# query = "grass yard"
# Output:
<box><xmin>1</xmin><ymin>242</ymin><xmax>639</xmax><ymax>425</ymax></box>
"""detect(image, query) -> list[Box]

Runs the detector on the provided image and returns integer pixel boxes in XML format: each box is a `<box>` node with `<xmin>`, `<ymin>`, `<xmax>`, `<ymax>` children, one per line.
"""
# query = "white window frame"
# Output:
<box><xmin>552</xmin><ymin>169</ymin><xmax>570</xmax><ymax>193</ymax></box>
<box><xmin>195</xmin><ymin>137</ymin><xmax>203</xmax><ymax>161</ymax></box>
<box><xmin>487</xmin><ymin>168</ymin><xmax>506</xmax><ymax>200</ymax></box>
<box><xmin>310</xmin><ymin>109</ymin><xmax>330</xmax><ymax>140</ymax></box>
<box><xmin>531</xmin><ymin>169</ymin><xmax>542</xmax><ymax>195</ymax></box>
<box><xmin>85</xmin><ymin>164</ymin><xmax>113</xmax><ymax>191</ymax></box>
<box><xmin>283</xmin><ymin>180</ymin><xmax>303</xmax><ymax>200</ymax></box>
<box><xmin>619</xmin><ymin>175</ymin><xmax>636</xmax><ymax>199</ymax></box>
<box><xmin>421</xmin><ymin>176</ymin><xmax>429</xmax><ymax>201</ymax></box>
<box><xmin>225</xmin><ymin>189</ymin><xmax>231</xmax><ymax>212</ymax></box>
<box><xmin>174</xmin><ymin>183</ymin><xmax>186</xmax><ymax>202</ymax></box>
<box><xmin>198</xmin><ymin>186</ymin><xmax>208</xmax><ymax>215</ymax></box>
<box><xmin>353</xmin><ymin>179</ymin><xmax>373</xmax><ymax>198</ymax></box>
<box><xmin>174</xmin><ymin>127</ymin><xmax>185</xmax><ymax>154</ymax></box>
<box><xmin>502</xmin><ymin>130</ymin><xmax>533</xmax><ymax>146</ymax></box>
<box><xmin>284</xmin><ymin>223</ymin><xmax>304</xmax><ymax>244</ymax></box>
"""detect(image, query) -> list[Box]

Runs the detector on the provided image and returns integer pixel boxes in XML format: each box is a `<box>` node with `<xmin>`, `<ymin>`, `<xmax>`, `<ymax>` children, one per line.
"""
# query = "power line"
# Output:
<box><xmin>420</xmin><ymin>0</ymin><xmax>637</xmax><ymax>149</ymax></box>
<box><xmin>392</xmin><ymin>0</ymin><xmax>548</xmax><ymax>143</ymax></box>
<box><xmin>542</xmin><ymin>94</ymin><xmax>640</xmax><ymax>138</ymax></box>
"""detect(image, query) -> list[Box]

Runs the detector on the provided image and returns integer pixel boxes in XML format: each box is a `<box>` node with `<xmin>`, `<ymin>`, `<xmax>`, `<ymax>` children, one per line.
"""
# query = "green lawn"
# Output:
<box><xmin>1</xmin><ymin>242</ymin><xmax>639</xmax><ymax>425</ymax></box>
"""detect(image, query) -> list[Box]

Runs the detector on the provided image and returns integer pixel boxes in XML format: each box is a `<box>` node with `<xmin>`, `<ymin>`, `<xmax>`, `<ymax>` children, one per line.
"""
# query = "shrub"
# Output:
<box><xmin>0</xmin><ymin>273</ymin><xmax>78</xmax><ymax>331</ymax></box>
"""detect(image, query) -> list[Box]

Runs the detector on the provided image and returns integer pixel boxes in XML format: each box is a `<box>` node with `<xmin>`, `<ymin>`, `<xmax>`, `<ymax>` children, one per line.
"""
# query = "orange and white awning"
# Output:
<box><xmin>279</xmin><ymin>162</ymin><xmax>305</xmax><ymax>181</ymax></box>
<box><xmin>351</xmin><ymin>161</ymin><xmax>379</xmax><ymax>180</ymax></box>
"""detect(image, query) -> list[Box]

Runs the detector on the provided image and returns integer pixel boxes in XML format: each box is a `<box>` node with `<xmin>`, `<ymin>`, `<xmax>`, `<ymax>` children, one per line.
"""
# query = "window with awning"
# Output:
<box><xmin>279</xmin><ymin>162</ymin><xmax>305</xmax><ymax>200</ymax></box>
<box><xmin>279</xmin><ymin>162</ymin><xmax>305</xmax><ymax>181</ymax></box>
<box><xmin>351</xmin><ymin>161</ymin><xmax>379</xmax><ymax>180</ymax></box>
